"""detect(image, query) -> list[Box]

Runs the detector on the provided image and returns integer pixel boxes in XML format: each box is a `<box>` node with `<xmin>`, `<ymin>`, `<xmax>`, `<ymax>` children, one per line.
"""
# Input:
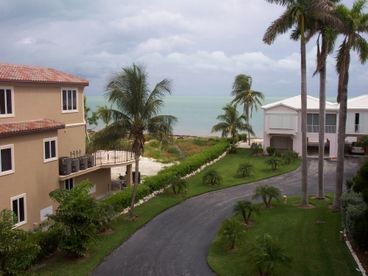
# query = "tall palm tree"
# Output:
<box><xmin>103</xmin><ymin>64</ymin><xmax>177</xmax><ymax>218</ymax></box>
<box><xmin>231</xmin><ymin>74</ymin><xmax>264</xmax><ymax>144</ymax></box>
<box><xmin>333</xmin><ymin>0</ymin><xmax>368</xmax><ymax>210</ymax></box>
<box><xmin>263</xmin><ymin>0</ymin><xmax>337</xmax><ymax>206</ymax></box>
<box><xmin>211</xmin><ymin>103</ymin><xmax>254</xmax><ymax>144</ymax></box>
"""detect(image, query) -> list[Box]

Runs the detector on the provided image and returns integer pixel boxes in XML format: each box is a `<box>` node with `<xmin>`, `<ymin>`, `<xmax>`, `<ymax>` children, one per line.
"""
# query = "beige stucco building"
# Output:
<box><xmin>0</xmin><ymin>64</ymin><xmax>134</xmax><ymax>229</ymax></box>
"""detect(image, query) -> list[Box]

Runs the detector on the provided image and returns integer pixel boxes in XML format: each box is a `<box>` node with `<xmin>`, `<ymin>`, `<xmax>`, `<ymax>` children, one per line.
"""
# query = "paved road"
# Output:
<box><xmin>93</xmin><ymin>158</ymin><xmax>362</xmax><ymax>276</ymax></box>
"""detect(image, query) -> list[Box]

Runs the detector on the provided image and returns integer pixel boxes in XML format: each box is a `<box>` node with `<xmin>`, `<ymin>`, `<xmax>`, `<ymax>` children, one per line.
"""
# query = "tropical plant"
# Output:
<box><xmin>99</xmin><ymin>64</ymin><xmax>177</xmax><ymax>218</ymax></box>
<box><xmin>149</xmin><ymin>115</ymin><xmax>177</xmax><ymax>150</ymax></box>
<box><xmin>231</xmin><ymin>74</ymin><xmax>264</xmax><ymax>144</ymax></box>
<box><xmin>349</xmin><ymin>161</ymin><xmax>368</xmax><ymax>203</ymax></box>
<box><xmin>264</xmin><ymin>0</ymin><xmax>338</xmax><ymax>207</ymax></box>
<box><xmin>49</xmin><ymin>181</ymin><xmax>98</xmax><ymax>257</ymax></box>
<box><xmin>253</xmin><ymin>185</ymin><xmax>281</xmax><ymax>208</ymax></box>
<box><xmin>202</xmin><ymin>170</ymin><xmax>222</xmax><ymax>186</ymax></box>
<box><xmin>249</xmin><ymin>234</ymin><xmax>292</xmax><ymax>276</ymax></box>
<box><xmin>236</xmin><ymin>162</ymin><xmax>253</xmax><ymax>177</ymax></box>
<box><xmin>211</xmin><ymin>103</ymin><xmax>254</xmax><ymax>145</ymax></box>
<box><xmin>94</xmin><ymin>105</ymin><xmax>112</xmax><ymax>127</ymax></box>
<box><xmin>333</xmin><ymin>0</ymin><xmax>368</xmax><ymax>210</ymax></box>
<box><xmin>93</xmin><ymin>202</ymin><xmax>116</xmax><ymax>233</ymax></box>
<box><xmin>0</xmin><ymin>210</ymin><xmax>39</xmax><ymax>275</ymax></box>
<box><xmin>266</xmin><ymin>157</ymin><xmax>282</xmax><ymax>171</ymax></box>
<box><xmin>250</xmin><ymin>143</ymin><xmax>263</xmax><ymax>156</ymax></box>
<box><xmin>171</xmin><ymin>177</ymin><xmax>187</xmax><ymax>195</ymax></box>
<box><xmin>233</xmin><ymin>200</ymin><xmax>259</xmax><ymax>225</ymax></box>
<box><xmin>266</xmin><ymin>146</ymin><xmax>276</xmax><ymax>156</ymax></box>
<box><xmin>219</xmin><ymin>218</ymin><xmax>245</xmax><ymax>250</ymax></box>
<box><xmin>281</xmin><ymin>150</ymin><xmax>299</xmax><ymax>165</ymax></box>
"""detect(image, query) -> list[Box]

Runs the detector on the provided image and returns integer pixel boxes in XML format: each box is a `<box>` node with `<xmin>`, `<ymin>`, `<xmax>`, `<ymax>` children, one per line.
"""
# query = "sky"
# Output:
<box><xmin>0</xmin><ymin>0</ymin><xmax>366</xmax><ymax>98</ymax></box>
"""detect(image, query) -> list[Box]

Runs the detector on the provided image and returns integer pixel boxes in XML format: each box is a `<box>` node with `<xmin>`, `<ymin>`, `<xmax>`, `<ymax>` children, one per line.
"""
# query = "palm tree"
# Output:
<box><xmin>233</xmin><ymin>200</ymin><xmax>259</xmax><ymax>225</ymax></box>
<box><xmin>252</xmin><ymin>185</ymin><xmax>281</xmax><ymax>208</ymax></box>
<box><xmin>231</xmin><ymin>74</ymin><xmax>264</xmax><ymax>144</ymax></box>
<box><xmin>211</xmin><ymin>103</ymin><xmax>254</xmax><ymax>144</ymax></box>
<box><xmin>263</xmin><ymin>0</ymin><xmax>337</xmax><ymax>206</ymax></box>
<box><xmin>95</xmin><ymin>105</ymin><xmax>112</xmax><ymax>127</ymax></box>
<box><xmin>333</xmin><ymin>0</ymin><xmax>368</xmax><ymax>210</ymax></box>
<box><xmin>103</xmin><ymin>64</ymin><xmax>177</xmax><ymax>218</ymax></box>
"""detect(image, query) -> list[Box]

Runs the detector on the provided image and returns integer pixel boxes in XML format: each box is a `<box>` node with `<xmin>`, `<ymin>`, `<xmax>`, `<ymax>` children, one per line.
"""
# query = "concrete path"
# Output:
<box><xmin>93</xmin><ymin>158</ymin><xmax>362</xmax><ymax>276</ymax></box>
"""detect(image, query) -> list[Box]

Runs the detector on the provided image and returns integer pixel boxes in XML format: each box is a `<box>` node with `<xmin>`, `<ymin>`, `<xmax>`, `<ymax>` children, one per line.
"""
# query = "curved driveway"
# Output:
<box><xmin>93</xmin><ymin>158</ymin><xmax>362</xmax><ymax>276</ymax></box>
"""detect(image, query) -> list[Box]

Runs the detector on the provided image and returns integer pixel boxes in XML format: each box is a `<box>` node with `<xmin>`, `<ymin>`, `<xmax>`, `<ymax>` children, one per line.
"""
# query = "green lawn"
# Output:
<box><xmin>208</xmin><ymin>197</ymin><xmax>360</xmax><ymax>276</ymax></box>
<box><xmin>34</xmin><ymin>149</ymin><xmax>300</xmax><ymax>275</ymax></box>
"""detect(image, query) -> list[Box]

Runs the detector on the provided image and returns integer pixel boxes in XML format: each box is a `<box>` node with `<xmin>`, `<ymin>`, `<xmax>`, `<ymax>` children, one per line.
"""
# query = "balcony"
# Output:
<box><xmin>59</xmin><ymin>150</ymin><xmax>135</xmax><ymax>181</ymax></box>
<box><xmin>307</xmin><ymin>125</ymin><xmax>336</xmax><ymax>134</ymax></box>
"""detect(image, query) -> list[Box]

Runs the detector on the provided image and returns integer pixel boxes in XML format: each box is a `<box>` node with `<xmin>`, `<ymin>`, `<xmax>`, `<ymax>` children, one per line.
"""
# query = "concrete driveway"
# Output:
<box><xmin>93</xmin><ymin>158</ymin><xmax>362</xmax><ymax>276</ymax></box>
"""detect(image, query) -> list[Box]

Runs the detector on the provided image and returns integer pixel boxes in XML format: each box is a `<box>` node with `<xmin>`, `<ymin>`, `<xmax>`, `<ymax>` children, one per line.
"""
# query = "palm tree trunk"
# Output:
<box><xmin>129</xmin><ymin>153</ymin><xmax>140</xmax><ymax>218</ymax></box>
<box><xmin>333</xmin><ymin>52</ymin><xmax>350</xmax><ymax>211</ymax></box>
<box><xmin>300</xmin><ymin>15</ymin><xmax>308</xmax><ymax>206</ymax></box>
<box><xmin>317</xmin><ymin>34</ymin><xmax>327</xmax><ymax>199</ymax></box>
<box><xmin>246</xmin><ymin>105</ymin><xmax>251</xmax><ymax>145</ymax></box>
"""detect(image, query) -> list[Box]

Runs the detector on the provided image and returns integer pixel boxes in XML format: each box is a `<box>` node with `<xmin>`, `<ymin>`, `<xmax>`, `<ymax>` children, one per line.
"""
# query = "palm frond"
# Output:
<box><xmin>263</xmin><ymin>8</ymin><xmax>295</xmax><ymax>44</ymax></box>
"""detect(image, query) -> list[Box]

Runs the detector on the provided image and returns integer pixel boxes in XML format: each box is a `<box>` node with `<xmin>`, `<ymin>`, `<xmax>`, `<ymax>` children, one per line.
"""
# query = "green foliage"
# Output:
<box><xmin>360</xmin><ymin>135</ymin><xmax>368</xmax><ymax>147</ymax></box>
<box><xmin>281</xmin><ymin>150</ymin><xmax>299</xmax><ymax>165</ymax></box>
<box><xmin>193</xmin><ymin>138</ymin><xmax>206</xmax><ymax>146</ymax></box>
<box><xmin>49</xmin><ymin>181</ymin><xmax>103</xmax><ymax>257</ymax></box>
<box><xmin>236</xmin><ymin>162</ymin><xmax>253</xmax><ymax>178</ymax></box>
<box><xmin>32</xmin><ymin>226</ymin><xmax>60</xmax><ymax>262</ymax></box>
<box><xmin>265</xmin><ymin>157</ymin><xmax>282</xmax><ymax>171</ymax></box>
<box><xmin>219</xmin><ymin>218</ymin><xmax>245</xmax><ymax>250</ymax></box>
<box><xmin>228</xmin><ymin>144</ymin><xmax>238</xmax><ymax>154</ymax></box>
<box><xmin>238</xmin><ymin>133</ymin><xmax>247</xmax><ymax>142</ymax></box>
<box><xmin>266</xmin><ymin>146</ymin><xmax>276</xmax><ymax>156</ymax></box>
<box><xmin>349</xmin><ymin>160</ymin><xmax>368</xmax><ymax>203</ymax></box>
<box><xmin>233</xmin><ymin>200</ymin><xmax>259</xmax><ymax>225</ymax></box>
<box><xmin>253</xmin><ymin>185</ymin><xmax>281</xmax><ymax>208</ymax></box>
<box><xmin>0</xmin><ymin>210</ymin><xmax>40</xmax><ymax>275</ymax></box>
<box><xmin>104</xmin><ymin>141</ymin><xmax>229</xmax><ymax>211</ymax></box>
<box><xmin>93</xmin><ymin>203</ymin><xmax>116</xmax><ymax>233</ymax></box>
<box><xmin>202</xmin><ymin>170</ymin><xmax>223</xmax><ymax>186</ymax></box>
<box><xmin>250</xmin><ymin>143</ymin><xmax>263</xmax><ymax>156</ymax></box>
<box><xmin>341</xmin><ymin>192</ymin><xmax>368</xmax><ymax>250</ymax></box>
<box><xmin>171</xmin><ymin>177</ymin><xmax>187</xmax><ymax>195</ymax></box>
<box><xmin>249</xmin><ymin>234</ymin><xmax>292</xmax><ymax>276</ymax></box>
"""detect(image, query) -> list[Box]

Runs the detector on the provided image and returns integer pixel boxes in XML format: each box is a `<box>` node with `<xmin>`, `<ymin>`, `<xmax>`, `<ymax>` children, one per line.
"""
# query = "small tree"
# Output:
<box><xmin>171</xmin><ymin>177</ymin><xmax>187</xmax><ymax>195</ymax></box>
<box><xmin>281</xmin><ymin>150</ymin><xmax>299</xmax><ymax>165</ymax></box>
<box><xmin>236</xmin><ymin>162</ymin><xmax>253</xmax><ymax>178</ymax></box>
<box><xmin>233</xmin><ymin>200</ymin><xmax>259</xmax><ymax>225</ymax></box>
<box><xmin>266</xmin><ymin>157</ymin><xmax>282</xmax><ymax>171</ymax></box>
<box><xmin>249</xmin><ymin>234</ymin><xmax>292</xmax><ymax>276</ymax></box>
<box><xmin>250</xmin><ymin>143</ymin><xmax>263</xmax><ymax>156</ymax></box>
<box><xmin>0</xmin><ymin>210</ymin><xmax>39</xmax><ymax>275</ymax></box>
<box><xmin>49</xmin><ymin>181</ymin><xmax>98</xmax><ymax>257</ymax></box>
<box><xmin>219</xmin><ymin>218</ymin><xmax>245</xmax><ymax>250</ymax></box>
<box><xmin>202</xmin><ymin>170</ymin><xmax>222</xmax><ymax>186</ymax></box>
<box><xmin>253</xmin><ymin>185</ymin><xmax>281</xmax><ymax>208</ymax></box>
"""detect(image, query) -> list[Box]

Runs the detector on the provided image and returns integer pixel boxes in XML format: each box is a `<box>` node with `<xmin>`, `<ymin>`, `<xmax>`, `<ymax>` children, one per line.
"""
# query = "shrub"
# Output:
<box><xmin>32</xmin><ymin>226</ymin><xmax>60</xmax><ymax>262</ymax></box>
<box><xmin>171</xmin><ymin>177</ymin><xmax>187</xmax><ymax>195</ymax></box>
<box><xmin>250</xmin><ymin>143</ymin><xmax>263</xmax><ymax>156</ymax></box>
<box><xmin>93</xmin><ymin>202</ymin><xmax>116</xmax><ymax>233</ymax></box>
<box><xmin>266</xmin><ymin>146</ymin><xmax>276</xmax><ymax>156</ymax></box>
<box><xmin>49</xmin><ymin>181</ymin><xmax>99</xmax><ymax>257</ymax></box>
<box><xmin>233</xmin><ymin>200</ymin><xmax>259</xmax><ymax>225</ymax></box>
<box><xmin>193</xmin><ymin>138</ymin><xmax>206</xmax><ymax>146</ymax></box>
<box><xmin>252</xmin><ymin>185</ymin><xmax>281</xmax><ymax>208</ymax></box>
<box><xmin>219</xmin><ymin>218</ymin><xmax>245</xmax><ymax>250</ymax></box>
<box><xmin>281</xmin><ymin>150</ymin><xmax>299</xmax><ymax>165</ymax></box>
<box><xmin>236</xmin><ymin>162</ymin><xmax>253</xmax><ymax>178</ymax></box>
<box><xmin>202</xmin><ymin>170</ymin><xmax>223</xmax><ymax>186</ymax></box>
<box><xmin>238</xmin><ymin>133</ymin><xmax>247</xmax><ymax>142</ymax></box>
<box><xmin>0</xmin><ymin>210</ymin><xmax>40</xmax><ymax>275</ymax></box>
<box><xmin>349</xmin><ymin>161</ymin><xmax>368</xmax><ymax>203</ymax></box>
<box><xmin>228</xmin><ymin>144</ymin><xmax>237</xmax><ymax>154</ymax></box>
<box><xmin>266</xmin><ymin>157</ymin><xmax>282</xmax><ymax>171</ymax></box>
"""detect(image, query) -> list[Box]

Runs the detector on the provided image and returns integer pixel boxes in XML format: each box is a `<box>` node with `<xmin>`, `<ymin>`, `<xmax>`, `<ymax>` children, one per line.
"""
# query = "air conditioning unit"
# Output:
<box><xmin>79</xmin><ymin>156</ymin><xmax>88</xmax><ymax>170</ymax></box>
<box><xmin>87</xmin><ymin>155</ymin><xmax>95</xmax><ymax>168</ymax></box>
<box><xmin>71</xmin><ymin>158</ymin><xmax>80</xmax><ymax>172</ymax></box>
<box><xmin>59</xmin><ymin>157</ymin><xmax>72</xmax><ymax>175</ymax></box>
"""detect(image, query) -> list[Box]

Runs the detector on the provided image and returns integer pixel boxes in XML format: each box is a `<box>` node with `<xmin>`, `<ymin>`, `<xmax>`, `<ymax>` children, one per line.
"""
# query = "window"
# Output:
<box><xmin>64</xmin><ymin>178</ymin><xmax>74</xmax><ymax>190</ymax></box>
<box><xmin>0</xmin><ymin>87</ymin><xmax>14</xmax><ymax>117</ymax></box>
<box><xmin>44</xmin><ymin>137</ymin><xmax>57</xmax><ymax>162</ymax></box>
<box><xmin>0</xmin><ymin>144</ymin><xmax>14</xmax><ymax>176</ymax></box>
<box><xmin>326</xmin><ymin>114</ymin><xmax>337</xmax><ymax>133</ymax></box>
<box><xmin>269</xmin><ymin>114</ymin><xmax>296</xmax><ymax>130</ymax></box>
<box><xmin>61</xmin><ymin>89</ymin><xmax>77</xmax><ymax>112</ymax></box>
<box><xmin>11</xmin><ymin>194</ymin><xmax>26</xmax><ymax>226</ymax></box>
<box><xmin>355</xmin><ymin>113</ymin><xmax>360</xmax><ymax>132</ymax></box>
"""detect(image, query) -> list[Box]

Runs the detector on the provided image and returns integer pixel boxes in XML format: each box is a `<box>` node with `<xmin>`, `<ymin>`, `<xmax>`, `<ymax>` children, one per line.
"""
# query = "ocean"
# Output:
<box><xmin>86</xmin><ymin>96</ymin><xmax>284</xmax><ymax>138</ymax></box>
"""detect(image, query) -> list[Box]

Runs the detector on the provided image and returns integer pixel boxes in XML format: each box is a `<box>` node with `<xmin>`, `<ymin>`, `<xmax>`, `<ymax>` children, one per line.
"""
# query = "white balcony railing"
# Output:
<box><xmin>307</xmin><ymin>125</ymin><xmax>336</xmax><ymax>133</ymax></box>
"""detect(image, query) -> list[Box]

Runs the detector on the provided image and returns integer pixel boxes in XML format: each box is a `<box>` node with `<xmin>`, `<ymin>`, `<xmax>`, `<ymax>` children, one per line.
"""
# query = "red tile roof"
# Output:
<box><xmin>0</xmin><ymin>119</ymin><xmax>65</xmax><ymax>138</ymax></box>
<box><xmin>0</xmin><ymin>64</ymin><xmax>89</xmax><ymax>86</ymax></box>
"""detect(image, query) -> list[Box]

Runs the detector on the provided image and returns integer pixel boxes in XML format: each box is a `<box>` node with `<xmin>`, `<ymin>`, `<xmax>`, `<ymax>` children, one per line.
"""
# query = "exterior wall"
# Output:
<box><xmin>0</xmin><ymin>130</ymin><xmax>59</xmax><ymax>229</ymax></box>
<box><xmin>58</xmin><ymin>125</ymin><xmax>86</xmax><ymax>157</ymax></box>
<box><xmin>346</xmin><ymin>110</ymin><xmax>368</xmax><ymax>135</ymax></box>
<box><xmin>0</xmin><ymin>83</ymin><xmax>85</xmax><ymax>125</ymax></box>
<box><xmin>74</xmin><ymin>168</ymin><xmax>111</xmax><ymax>199</ymax></box>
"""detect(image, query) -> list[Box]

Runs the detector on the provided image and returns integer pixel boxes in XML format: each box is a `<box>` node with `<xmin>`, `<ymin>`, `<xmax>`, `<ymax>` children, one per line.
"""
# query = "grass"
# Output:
<box><xmin>208</xmin><ymin>197</ymin><xmax>361</xmax><ymax>276</ymax></box>
<box><xmin>144</xmin><ymin>137</ymin><xmax>221</xmax><ymax>163</ymax></box>
<box><xmin>34</xmin><ymin>149</ymin><xmax>300</xmax><ymax>275</ymax></box>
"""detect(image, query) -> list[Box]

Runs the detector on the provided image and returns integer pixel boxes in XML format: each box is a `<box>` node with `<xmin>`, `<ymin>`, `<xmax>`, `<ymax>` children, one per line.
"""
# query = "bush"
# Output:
<box><xmin>32</xmin><ymin>226</ymin><xmax>60</xmax><ymax>262</ymax></box>
<box><xmin>219</xmin><ymin>218</ymin><xmax>245</xmax><ymax>250</ymax></box>
<box><xmin>104</xmin><ymin>141</ymin><xmax>229</xmax><ymax>212</ymax></box>
<box><xmin>93</xmin><ymin>203</ymin><xmax>116</xmax><ymax>233</ymax></box>
<box><xmin>349</xmin><ymin>161</ymin><xmax>368</xmax><ymax>203</ymax></box>
<box><xmin>253</xmin><ymin>185</ymin><xmax>281</xmax><ymax>208</ymax></box>
<box><xmin>266</xmin><ymin>146</ymin><xmax>276</xmax><ymax>156</ymax></box>
<box><xmin>228</xmin><ymin>144</ymin><xmax>237</xmax><ymax>154</ymax></box>
<box><xmin>250</xmin><ymin>143</ymin><xmax>263</xmax><ymax>156</ymax></box>
<box><xmin>202</xmin><ymin>170</ymin><xmax>223</xmax><ymax>186</ymax></box>
<box><xmin>236</xmin><ymin>162</ymin><xmax>253</xmax><ymax>178</ymax></box>
<box><xmin>0</xmin><ymin>210</ymin><xmax>40</xmax><ymax>275</ymax></box>
<box><xmin>238</xmin><ymin>133</ymin><xmax>247</xmax><ymax>142</ymax></box>
<box><xmin>233</xmin><ymin>200</ymin><xmax>259</xmax><ymax>225</ymax></box>
<box><xmin>170</xmin><ymin>177</ymin><xmax>187</xmax><ymax>195</ymax></box>
<box><xmin>281</xmin><ymin>150</ymin><xmax>299</xmax><ymax>165</ymax></box>
<box><xmin>266</xmin><ymin>157</ymin><xmax>282</xmax><ymax>171</ymax></box>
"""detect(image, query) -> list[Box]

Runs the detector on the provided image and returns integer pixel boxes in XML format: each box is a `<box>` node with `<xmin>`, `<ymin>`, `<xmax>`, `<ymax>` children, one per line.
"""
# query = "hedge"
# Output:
<box><xmin>104</xmin><ymin>141</ymin><xmax>229</xmax><ymax>212</ymax></box>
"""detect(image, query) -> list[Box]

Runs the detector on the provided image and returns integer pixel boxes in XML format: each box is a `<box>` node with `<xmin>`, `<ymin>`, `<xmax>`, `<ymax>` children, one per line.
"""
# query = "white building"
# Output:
<box><xmin>262</xmin><ymin>95</ymin><xmax>368</xmax><ymax>158</ymax></box>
